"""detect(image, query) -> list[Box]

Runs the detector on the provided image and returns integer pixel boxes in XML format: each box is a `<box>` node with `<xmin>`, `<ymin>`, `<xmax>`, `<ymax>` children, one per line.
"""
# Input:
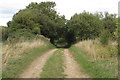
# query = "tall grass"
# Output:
<box><xmin>75</xmin><ymin>39</ymin><xmax>118</xmax><ymax>61</ymax></box>
<box><xmin>72</xmin><ymin>39</ymin><xmax>118</xmax><ymax>78</ymax></box>
<box><xmin>2</xmin><ymin>36</ymin><xmax>55</xmax><ymax>78</ymax></box>
<box><xmin>70</xmin><ymin>46</ymin><xmax>118</xmax><ymax>78</ymax></box>
<box><xmin>3</xmin><ymin>45</ymin><xmax>54</xmax><ymax>78</ymax></box>
<box><xmin>2</xmin><ymin>38</ymin><xmax>45</xmax><ymax>66</ymax></box>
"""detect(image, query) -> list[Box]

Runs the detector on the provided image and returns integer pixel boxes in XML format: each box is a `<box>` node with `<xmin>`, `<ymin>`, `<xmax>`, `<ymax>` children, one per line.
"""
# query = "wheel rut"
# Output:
<box><xmin>63</xmin><ymin>49</ymin><xmax>89</xmax><ymax>78</ymax></box>
<box><xmin>19</xmin><ymin>49</ymin><xmax>57</xmax><ymax>78</ymax></box>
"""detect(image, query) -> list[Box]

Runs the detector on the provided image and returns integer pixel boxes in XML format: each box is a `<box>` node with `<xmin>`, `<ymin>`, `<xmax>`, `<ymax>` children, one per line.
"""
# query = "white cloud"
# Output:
<box><xmin>0</xmin><ymin>18</ymin><xmax>12</xmax><ymax>26</ymax></box>
<box><xmin>0</xmin><ymin>0</ymin><xmax>119</xmax><ymax>26</ymax></box>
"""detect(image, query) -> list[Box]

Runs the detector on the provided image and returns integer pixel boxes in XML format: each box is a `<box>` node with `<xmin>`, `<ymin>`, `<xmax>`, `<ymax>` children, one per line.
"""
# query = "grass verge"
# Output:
<box><xmin>2</xmin><ymin>45</ymin><xmax>55</xmax><ymax>78</ymax></box>
<box><xmin>40</xmin><ymin>49</ymin><xmax>65</xmax><ymax>78</ymax></box>
<box><xmin>70</xmin><ymin>46</ymin><xmax>118</xmax><ymax>78</ymax></box>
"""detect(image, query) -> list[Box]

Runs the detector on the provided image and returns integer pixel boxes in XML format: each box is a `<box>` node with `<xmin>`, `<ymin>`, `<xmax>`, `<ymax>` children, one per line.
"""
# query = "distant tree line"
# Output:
<box><xmin>1</xmin><ymin>1</ymin><xmax>118</xmax><ymax>47</ymax></box>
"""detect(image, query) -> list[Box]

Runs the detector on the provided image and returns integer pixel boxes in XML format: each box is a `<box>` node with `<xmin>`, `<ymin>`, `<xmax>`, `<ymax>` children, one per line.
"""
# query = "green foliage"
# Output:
<box><xmin>100</xmin><ymin>30</ymin><xmax>109</xmax><ymax>45</ymax></box>
<box><xmin>53</xmin><ymin>38</ymin><xmax>69</xmax><ymax>48</ymax></box>
<box><xmin>102</xmin><ymin>12</ymin><xmax>117</xmax><ymax>35</ymax></box>
<box><xmin>100</xmin><ymin>12</ymin><xmax>117</xmax><ymax>41</ymax></box>
<box><xmin>7</xmin><ymin>1</ymin><xmax>67</xmax><ymax>47</ymax></box>
<box><xmin>1</xmin><ymin>27</ymin><xmax>9</xmax><ymax>42</ymax></box>
<box><xmin>114</xmin><ymin>26</ymin><xmax>118</xmax><ymax>39</ymax></box>
<box><xmin>7</xmin><ymin>29</ymin><xmax>35</xmax><ymax>42</ymax></box>
<box><xmin>5</xmin><ymin>2</ymin><xmax>117</xmax><ymax>48</ymax></box>
<box><xmin>8</xmin><ymin>9</ymin><xmax>40</xmax><ymax>30</ymax></box>
<box><xmin>32</xmin><ymin>26</ymin><xmax>40</xmax><ymax>34</ymax></box>
<box><xmin>94</xmin><ymin>12</ymin><xmax>117</xmax><ymax>45</ymax></box>
<box><xmin>67</xmin><ymin>12</ymin><xmax>102</xmax><ymax>42</ymax></box>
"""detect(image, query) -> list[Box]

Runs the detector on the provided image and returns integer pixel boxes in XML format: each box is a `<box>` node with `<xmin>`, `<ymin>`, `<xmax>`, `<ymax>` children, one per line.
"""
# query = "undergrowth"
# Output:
<box><xmin>70</xmin><ymin>46</ymin><xmax>118</xmax><ymax>78</ymax></box>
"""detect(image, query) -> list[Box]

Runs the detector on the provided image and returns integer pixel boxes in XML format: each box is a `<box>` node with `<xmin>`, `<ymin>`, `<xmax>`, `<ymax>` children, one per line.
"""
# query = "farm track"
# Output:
<box><xmin>63</xmin><ymin>49</ymin><xmax>89</xmax><ymax>78</ymax></box>
<box><xmin>19</xmin><ymin>48</ymin><xmax>89</xmax><ymax>78</ymax></box>
<box><xmin>19</xmin><ymin>49</ymin><xmax>57</xmax><ymax>78</ymax></box>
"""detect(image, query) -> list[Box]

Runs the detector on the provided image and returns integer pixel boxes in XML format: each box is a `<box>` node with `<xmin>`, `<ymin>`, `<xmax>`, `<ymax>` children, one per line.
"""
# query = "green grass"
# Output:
<box><xmin>40</xmin><ymin>49</ymin><xmax>65</xmax><ymax>78</ymax></box>
<box><xmin>69</xmin><ymin>46</ymin><xmax>118</xmax><ymax>78</ymax></box>
<box><xmin>2</xmin><ymin>45</ymin><xmax>55</xmax><ymax>78</ymax></box>
<box><xmin>0</xmin><ymin>55</ymin><xmax>1</xmax><ymax>79</ymax></box>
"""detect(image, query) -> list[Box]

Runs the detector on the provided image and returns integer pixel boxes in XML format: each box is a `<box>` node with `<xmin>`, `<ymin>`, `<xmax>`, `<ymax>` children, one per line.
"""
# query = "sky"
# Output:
<box><xmin>0</xmin><ymin>0</ymin><xmax>119</xmax><ymax>26</ymax></box>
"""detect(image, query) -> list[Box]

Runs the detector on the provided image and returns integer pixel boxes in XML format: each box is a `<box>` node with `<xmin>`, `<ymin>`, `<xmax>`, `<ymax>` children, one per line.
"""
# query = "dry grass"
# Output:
<box><xmin>75</xmin><ymin>39</ymin><xmax>118</xmax><ymax>61</ymax></box>
<box><xmin>75</xmin><ymin>39</ymin><xmax>98</xmax><ymax>61</ymax></box>
<box><xmin>2</xmin><ymin>39</ymin><xmax>45</xmax><ymax>66</ymax></box>
<box><xmin>71</xmin><ymin>39</ymin><xmax>118</xmax><ymax>78</ymax></box>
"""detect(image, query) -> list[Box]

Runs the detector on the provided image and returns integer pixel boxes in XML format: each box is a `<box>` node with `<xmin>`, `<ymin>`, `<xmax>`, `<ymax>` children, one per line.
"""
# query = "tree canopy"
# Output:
<box><xmin>2</xmin><ymin>1</ymin><xmax>118</xmax><ymax>47</ymax></box>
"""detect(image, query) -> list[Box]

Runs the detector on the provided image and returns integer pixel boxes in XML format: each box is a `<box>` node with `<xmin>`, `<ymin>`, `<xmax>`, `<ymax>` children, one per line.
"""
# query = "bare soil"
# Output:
<box><xmin>63</xmin><ymin>49</ymin><xmax>89</xmax><ymax>78</ymax></box>
<box><xmin>19</xmin><ymin>48</ymin><xmax>89</xmax><ymax>78</ymax></box>
<box><xmin>19</xmin><ymin>49</ymin><xmax>57</xmax><ymax>78</ymax></box>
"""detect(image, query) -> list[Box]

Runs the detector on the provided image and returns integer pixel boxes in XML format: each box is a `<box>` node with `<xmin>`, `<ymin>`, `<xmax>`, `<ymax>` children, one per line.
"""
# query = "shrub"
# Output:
<box><xmin>1</xmin><ymin>27</ymin><xmax>9</xmax><ymax>42</ymax></box>
<box><xmin>32</xmin><ymin>27</ymin><xmax>40</xmax><ymax>34</ymax></box>
<box><xmin>100</xmin><ymin>30</ymin><xmax>109</xmax><ymax>45</ymax></box>
<box><xmin>8</xmin><ymin>29</ymin><xmax>35</xmax><ymax>42</ymax></box>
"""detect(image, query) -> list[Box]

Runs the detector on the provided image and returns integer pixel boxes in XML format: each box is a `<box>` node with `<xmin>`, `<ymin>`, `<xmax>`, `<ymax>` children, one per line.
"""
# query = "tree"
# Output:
<box><xmin>8</xmin><ymin>9</ymin><xmax>40</xmax><ymax>30</ymax></box>
<box><xmin>7</xmin><ymin>1</ymin><xmax>67</xmax><ymax>47</ymax></box>
<box><xmin>66</xmin><ymin>11</ymin><xmax>102</xmax><ymax>43</ymax></box>
<box><xmin>101</xmin><ymin>12</ymin><xmax>117</xmax><ymax>38</ymax></box>
<box><xmin>6</xmin><ymin>2</ymin><xmax>117</xmax><ymax>48</ymax></box>
<box><xmin>1</xmin><ymin>26</ymin><xmax>9</xmax><ymax>42</ymax></box>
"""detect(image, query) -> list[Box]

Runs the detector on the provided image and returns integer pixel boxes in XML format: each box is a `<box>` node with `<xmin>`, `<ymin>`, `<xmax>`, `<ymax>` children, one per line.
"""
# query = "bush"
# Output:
<box><xmin>32</xmin><ymin>27</ymin><xmax>40</xmax><ymax>34</ymax></box>
<box><xmin>1</xmin><ymin>27</ymin><xmax>9</xmax><ymax>42</ymax></box>
<box><xmin>53</xmin><ymin>38</ymin><xmax>69</xmax><ymax>48</ymax></box>
<box><xmin>67</xmin><ymin>12</ymin><xmax>102</xmax><ymax>42</ymax></box>
<box><xmin>8</xmin><ymin>29</ymin><xmax>35</xmax><ymax>42</ymax></box>
<box><xmin>100</xmin><ymin>30</ymin><xmax>109</xmax><ymax>45</ymax></box>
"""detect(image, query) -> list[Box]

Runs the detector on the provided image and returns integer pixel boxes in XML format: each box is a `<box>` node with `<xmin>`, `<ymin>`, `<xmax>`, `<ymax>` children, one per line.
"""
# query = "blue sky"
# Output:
<box><xmin>0</xmin><ymin>0</ymin><xmax>119</xmax><ymax>26</ymax></box>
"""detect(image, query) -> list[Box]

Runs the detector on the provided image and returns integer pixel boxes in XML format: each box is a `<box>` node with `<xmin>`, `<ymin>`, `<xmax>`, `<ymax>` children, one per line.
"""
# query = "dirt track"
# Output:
<box><xmin>19</xmin><ymin>49</ymin><xmax>89</xmax><ymax>78</ymax></box>
<box><xmin>19</xmin><ymin>49</ymin><xmax>57</xmax><ymax>78</ymax></box>
<box><xmin>63</xmin><ymin>49</ymin><xmax>89</xmax><ymax>78</ymax></box>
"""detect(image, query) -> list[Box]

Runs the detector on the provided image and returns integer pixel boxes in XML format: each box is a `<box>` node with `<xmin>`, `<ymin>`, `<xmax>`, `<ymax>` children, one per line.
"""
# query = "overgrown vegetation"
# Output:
<box><xmin>1</xmin><ymin>1</ymin><xmax>118</xmax><ymax>78</ymax></box>
<box><xmin>70</xmin><ymin>46</ymin><xmax>118</xmax><ymax>78</ymax></box>
<box><xmin>75</xmin><ymin>39</ymin><xmax>118</xmax><ymax>60</ymax></box>
<box><xmin>2</xmin><ymin>36</ymin><xmax>55</xmax><ymax>78</ymax></box>
<box><xmin>74</xmin><ymin>39</ymin><xmax>118</xmax><ymax>78</ymax></box>
<box><xmin>40</xmin><ymin>49</ymin><xmax>65</xmax><ymax>78</ymax></box>
<box><xmin>1</xmin><ymin>1</ymin><xmax>118</xmax><ymax>48</ymax></box>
